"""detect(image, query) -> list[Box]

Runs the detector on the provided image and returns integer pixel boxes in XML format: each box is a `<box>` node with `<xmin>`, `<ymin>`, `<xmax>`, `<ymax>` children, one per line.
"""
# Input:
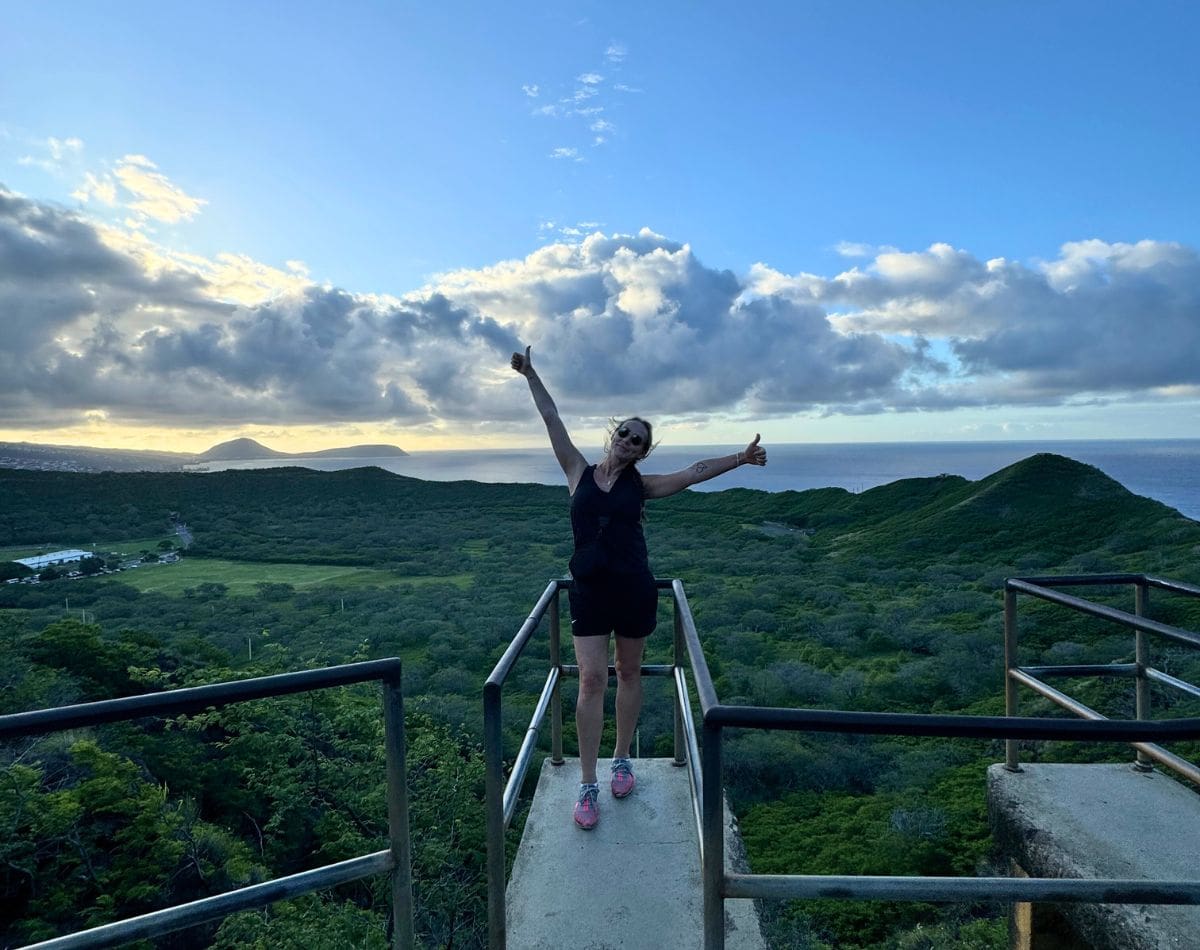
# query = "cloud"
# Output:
<box><xmin>753</xmin><ymin>239</ymin><xmax>1200</xmax><ymax>406</ymax></box>
<box><xmin>112</xmin><ymin>155</ymin><xmax>207</xmax><ymax>223</ymax></box>
<box><xmin>423</xmin><ymin>228</ymin><xmax>915</xmax><ymax>417</ymax></box>
<box><xmin>18</xmin><ymin>136</ymin><xmax>85</xmax><ymax>173</ymax></box>
<box><xmin>0</xmin><ymin>187</ymin><xmax>519</xmax><ymax>430</ymax></box>
<box><xmin>3</xmin><ymin>186</ymin><xmax>1199</xmax><ymax>435</ymax></box>
<box><xmin>541</xmin><ymin>220</ymin><xmax>606</xmax><ymax>241</ymax></box>
<box><xmin>527</xmin><ymin>45</ymin><xmax>630</xmax><ymax>155</ymax></box>
<box><xmin>71</xmin><ymin>171</ymin><xmax>118</xmax><ymax>206</ymax></box>
<box><xmin>950</xmin><ymin>240</ymin><xmax>1200</xmax><ymax>398</ymax></box>
<box><xmin>68</xmin><ymin>154</ymin><xmax>206</xmax><ymax>226</ymax></box>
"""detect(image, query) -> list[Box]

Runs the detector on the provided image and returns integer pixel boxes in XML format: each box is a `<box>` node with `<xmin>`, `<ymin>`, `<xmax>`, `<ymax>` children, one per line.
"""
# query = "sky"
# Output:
<box><xmin>2</xmin><ymin>0</ymin><xmax>1199</xmax><ymax>453</ymax></box>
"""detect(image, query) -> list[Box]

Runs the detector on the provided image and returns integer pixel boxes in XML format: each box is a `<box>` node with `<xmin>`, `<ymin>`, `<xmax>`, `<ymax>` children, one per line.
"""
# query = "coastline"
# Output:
<box><xmin>187</xmin><ymin>438</ymin><xmax>1200</xmax><ymax>521</ymax></box>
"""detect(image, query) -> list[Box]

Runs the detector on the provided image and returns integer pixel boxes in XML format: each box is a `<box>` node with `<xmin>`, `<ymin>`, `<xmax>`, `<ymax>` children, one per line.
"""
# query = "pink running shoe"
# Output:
<box><xmin>573</xmin><ymin>784</ymin><xmax>599</xmax><ymax>830</ymax></box>
<box><xmin>610</xmin><ymin>757</ymin><xmax>636</xmax><ymax>799</ymax></box>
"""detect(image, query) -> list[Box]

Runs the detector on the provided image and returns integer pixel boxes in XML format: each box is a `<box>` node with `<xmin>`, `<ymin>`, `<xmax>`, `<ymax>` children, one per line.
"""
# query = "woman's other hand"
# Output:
<box><xmin>510</xmin><ymin>345</ymin><xmax>534</xmax><ymax>377</ymax></box>
<box><xmin>742</xmin><ymin>433</ymin><xmax>767</xmax><ymax>466</ymax></box>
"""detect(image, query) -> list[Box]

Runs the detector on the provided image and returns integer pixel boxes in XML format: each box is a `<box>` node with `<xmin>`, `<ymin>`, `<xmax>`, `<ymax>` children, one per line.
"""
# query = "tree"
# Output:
<box><xmin>0</xmin><ymin>741</ymin><xmax>260</xmax><ymax>946</ymax></box>
<box><xmin>79</xmin><ymin>557</ymin><xmax>105</xmax><ymax>576</ymax></box>
<box><xmin>0</xmin><ymin>561</ymin><xmax>32</xmax><ymax>582</ymax></box>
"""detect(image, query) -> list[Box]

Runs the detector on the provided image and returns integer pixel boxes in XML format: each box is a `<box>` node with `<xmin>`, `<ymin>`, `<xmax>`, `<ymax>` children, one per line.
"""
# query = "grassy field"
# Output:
<box><xmin>110</xmin><ymin>558</ymin><xmax>473</xmax><ymax>596</ymax></box>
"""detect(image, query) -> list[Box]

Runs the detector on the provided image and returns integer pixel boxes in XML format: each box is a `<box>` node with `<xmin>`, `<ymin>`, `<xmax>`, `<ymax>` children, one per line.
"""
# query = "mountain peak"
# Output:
<box><xmin>196</xmin><ymin>438</ymin><xmax>289</xmax><ymax>461</ymax></box>
<box><xmin>195</xmin><ymin>438</ymin><xmax>408</xmax><ymax>461</ymax></box>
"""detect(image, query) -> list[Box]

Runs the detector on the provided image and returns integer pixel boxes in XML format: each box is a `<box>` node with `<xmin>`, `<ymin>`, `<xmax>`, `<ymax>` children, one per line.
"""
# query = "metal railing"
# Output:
<box><xmin>0</xmin><ymin>659</ymin><xmax>415</xmax><ymax>950</ymax></box>
<box><xmin>483</xmin><ymin>578</ymin><xmax>686</xmax><ymax>950</ymax></box>
<box><xmin>1004</xmin><ymin>573</ymin><xmax>1200</xmax><ymax>783</ymax></box>
<box><xmin>485</xmin><ymin>577</ymin><xmax>1200</xmax><ymax>950</ymax></box>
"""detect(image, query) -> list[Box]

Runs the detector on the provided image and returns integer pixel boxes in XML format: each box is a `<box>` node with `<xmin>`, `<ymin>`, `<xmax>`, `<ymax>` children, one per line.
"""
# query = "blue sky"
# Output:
<box><xmin>2</xmin><ymin>1</ymin><xmax>1198</xmax><ymax>451</ymax></box>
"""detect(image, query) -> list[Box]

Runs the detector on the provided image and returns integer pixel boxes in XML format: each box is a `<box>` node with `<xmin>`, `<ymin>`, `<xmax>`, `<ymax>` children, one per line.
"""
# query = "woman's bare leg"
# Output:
<box><xmin>573</xmin><ymin>634</ymin><xmax>611</xmax><ymax>784</ymax></box>
<box><xmin>613</xmin><ymin>635</ymin><xmax>646</xmax><ymax>759</ymax></box>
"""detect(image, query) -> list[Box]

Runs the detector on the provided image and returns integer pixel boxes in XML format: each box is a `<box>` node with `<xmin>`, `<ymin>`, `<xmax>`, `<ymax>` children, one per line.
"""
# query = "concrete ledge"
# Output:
<box><xmin>505</xmin><ymin>757</ymin><xmax>766</xmax><ymax>949</ymax></box>
<box><xmin>988</xmin><ymin>763</ymin><xmax>1200</xmax><ymax>950</ymax></box>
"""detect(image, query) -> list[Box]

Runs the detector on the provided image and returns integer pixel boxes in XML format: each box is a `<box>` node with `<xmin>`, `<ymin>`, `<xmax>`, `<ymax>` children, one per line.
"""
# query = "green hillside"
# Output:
<box><xmin>2</xmin><ymin>457</ymin><xmax>1199</xmax><ymax>949</ymax></box>
<box><xmin>824</xmin><ymin>453</ymin><xmax>1188</xmax><ymax>561</ymax></box>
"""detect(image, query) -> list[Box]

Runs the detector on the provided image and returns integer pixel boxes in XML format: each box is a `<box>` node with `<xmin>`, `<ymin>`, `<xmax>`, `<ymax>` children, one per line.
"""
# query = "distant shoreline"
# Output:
<box><xmin>5</xmin><ymin>438</ymin><xmax>1198</xmax><ymax>521</ymax></box>
<box><xmin>181</xmin><ymin>438</ymin><xmax>1200</xmax><ymax>521</ymax></box>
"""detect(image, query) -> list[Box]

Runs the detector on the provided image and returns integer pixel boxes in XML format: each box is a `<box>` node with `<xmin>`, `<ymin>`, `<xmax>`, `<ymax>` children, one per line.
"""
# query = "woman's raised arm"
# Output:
<box><xmin>511</xmin><ymin>345</ymin><xmax>588</xmax><ymax>491</ymax></box>
<box><xmin>641</xmin><ymin>434</ymin><xmax>767</xmax><ymax>499</ymax></box>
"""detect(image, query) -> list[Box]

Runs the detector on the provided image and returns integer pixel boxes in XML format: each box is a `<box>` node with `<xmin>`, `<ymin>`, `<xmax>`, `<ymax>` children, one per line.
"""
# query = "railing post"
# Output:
<box><xmin>703</xmin><ymin>719</ymin><xmax>725</xmax><ymax>950</ymax></box>
<box><xmin>382</xmin><ymin>675</ymin><xmax>415</xmax><ymax>950</ymax></box>
<box><xmin>1134</xmin><ymin>581</ymin><xmax>1153</xmax><ymax>772</ymax></box>
<box><xmin>673</xmin><ymin>591</ymin><xmax>686</xmax><ymax>766</ymax></box>
<box><xmin>1004</xmin><ymin>585</ymin><xmax>1021</xmax><ymax>772</ymax></box>
<box><xmin>550</xmin><ymin>585</ymin><xmax>564</xmax><ymax>765</ymax></box>
<box><xmin>483</xmin><ymin>682</ymin><xmax>506</xmax><ymax>949</ymax></box>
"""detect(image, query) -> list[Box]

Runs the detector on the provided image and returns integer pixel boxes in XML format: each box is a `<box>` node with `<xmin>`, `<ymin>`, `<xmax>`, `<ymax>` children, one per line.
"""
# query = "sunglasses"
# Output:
<box><xmin>616</xmin><ymin>425</ymin><xmax>644</xmax><ymax>447</ymax></box>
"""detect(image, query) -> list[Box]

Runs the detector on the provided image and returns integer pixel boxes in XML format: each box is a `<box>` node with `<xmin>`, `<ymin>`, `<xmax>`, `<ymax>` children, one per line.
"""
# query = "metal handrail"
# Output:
<box><xmin>483</xmin><ymin>577</ymin><xmax>685</xmax><ymax>949</ymax></box>
<box><xmin>485</xmin><ymin>576</ymin><xmax>1200</xmax><ymax>950</ymax></box>
<box><xmin>686</xmin><ymin>575</ymin><xmax>1200</xmax><ymax>949</ymax></box>
<box><xmin>0</xmin><ymin>659</ymin><xmax>414</xmax><ymax>950</ymax></box>
<box><xmin>1005</xmin><ymin>573</ymin><xmax>1200</xmax><ymax>783</ymax></box>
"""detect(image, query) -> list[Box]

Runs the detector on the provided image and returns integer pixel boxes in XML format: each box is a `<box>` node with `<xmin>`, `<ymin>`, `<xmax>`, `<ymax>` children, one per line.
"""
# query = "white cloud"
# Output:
<box><xmin>18</xmin><ymin>135</ymin><xmax>86</xmax><ymax>173</ymax></box>
<box><xmin>522</xmin><ymin>83</ymin><xmax>539</xmax><ymax>97</ymax></box>
<box><xmin>549</xmin><ymin>147</ymin><xmax>582</xmax><ymax>161</ymax></box>
<box><xmin>112</xmin><ymin>155</ymin><xmax>207</xmax><ymax>223</ymax></box>
<box><xmin>528</xmin><ymin>46</ymin><xmax>634</xmax><ymax>160</ymax></box>
<box><xmin>49</xmin><ymin>136</ymin><xmax>84</xmax><ymax>159</ymax></box>
<box><xmin>6</xmin><ymin>186</ymin><xmax>1198</xmax><ymax>435</ymax></box>
<box><xmin>72</xmin><ymin>171</ymin><xmax>118</xmax><ymax>206</ymax></box>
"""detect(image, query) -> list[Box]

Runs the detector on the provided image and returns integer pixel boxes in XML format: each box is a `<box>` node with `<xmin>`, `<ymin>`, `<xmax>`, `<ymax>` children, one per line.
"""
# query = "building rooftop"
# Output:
<box><xmin>14</xmin><ymin>549</ymin><xmax>91</xmax><ymax>570</ymax></box>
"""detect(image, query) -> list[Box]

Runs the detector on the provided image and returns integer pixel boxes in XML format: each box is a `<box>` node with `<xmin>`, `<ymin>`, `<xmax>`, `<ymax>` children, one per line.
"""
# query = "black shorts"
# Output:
<box><xmin>568</xmin><ymin>571</ymin><xmax>658</xmax><ymax>639</ymax></box>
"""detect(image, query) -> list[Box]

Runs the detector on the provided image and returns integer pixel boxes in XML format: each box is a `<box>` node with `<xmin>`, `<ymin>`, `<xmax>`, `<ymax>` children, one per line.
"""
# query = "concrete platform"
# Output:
<box><xmin>988</xmin><ymin>763</ymin><xmax>1200</xmax><ymax>949</ymax></box>
<box><xmin>505</xmin><ymin>757</ymin><xmax>767</xmax><ymax>950</ymax></box>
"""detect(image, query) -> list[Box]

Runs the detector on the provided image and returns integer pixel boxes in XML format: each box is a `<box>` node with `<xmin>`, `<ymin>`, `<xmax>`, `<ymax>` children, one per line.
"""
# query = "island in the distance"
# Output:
<box><xmin>0</xmin><ymin>437</ymin><xmax>408</xmax><ymax>474</ymax></box>
<box><xmin>197</xmin><ymin>438</ymin><xmax>409</xmax><ymax>462</ymax></box>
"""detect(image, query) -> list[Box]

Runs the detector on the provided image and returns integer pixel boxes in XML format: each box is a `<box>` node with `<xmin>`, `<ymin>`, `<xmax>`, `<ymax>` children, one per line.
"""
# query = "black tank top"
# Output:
<box><xmin>569</xmin><ymin>464</ymin><xmax>650</xmax><ymax>577</ymax></box>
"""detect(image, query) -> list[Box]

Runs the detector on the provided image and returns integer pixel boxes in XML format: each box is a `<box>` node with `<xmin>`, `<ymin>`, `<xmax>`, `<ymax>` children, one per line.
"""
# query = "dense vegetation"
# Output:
<box><xmin>2</xmin><ymin>456</ymin><xmax>1199</xmax><ymax>948</ymax></box>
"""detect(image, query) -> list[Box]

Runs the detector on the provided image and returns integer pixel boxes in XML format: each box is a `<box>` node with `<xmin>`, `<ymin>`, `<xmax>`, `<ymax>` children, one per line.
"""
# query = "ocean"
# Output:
<box><xmin>194</xmin><ymin>439</ymin><xmax>1200</xmax><ymax>521</ymax></box>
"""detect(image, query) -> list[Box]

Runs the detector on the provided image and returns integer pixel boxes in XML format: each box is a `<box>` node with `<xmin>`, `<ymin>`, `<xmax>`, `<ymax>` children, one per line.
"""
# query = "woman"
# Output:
<box><xmin>511</xmin><ymin>345</ymin><xmax>768</xmax><ymax>829</ymax></box>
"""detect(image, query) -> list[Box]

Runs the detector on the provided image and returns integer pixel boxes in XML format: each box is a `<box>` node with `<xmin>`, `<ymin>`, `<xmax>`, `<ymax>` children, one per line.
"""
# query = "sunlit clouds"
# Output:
<box><xmin>4</xmin><ymin>179</ymin><xmax>1199</xmax><ymax>449</ymax></box>
<box><xmin>71</xmin><ymin>154</ymin><xmax>207</xmax><ymax>226</ymax></box>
